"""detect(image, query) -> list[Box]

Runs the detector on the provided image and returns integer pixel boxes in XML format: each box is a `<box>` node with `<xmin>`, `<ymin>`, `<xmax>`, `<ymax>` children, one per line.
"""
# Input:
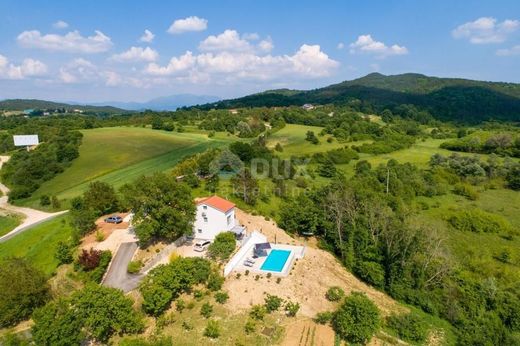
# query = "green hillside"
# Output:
<box><xmin>199</xmin><ymin>73</ymin><xmax>520</xmax><ymax>123</ymax></box>
<box><xmin>0</xmin><ymin>99</ymin><xmax>128</xmax><ymax>114</ymax></box>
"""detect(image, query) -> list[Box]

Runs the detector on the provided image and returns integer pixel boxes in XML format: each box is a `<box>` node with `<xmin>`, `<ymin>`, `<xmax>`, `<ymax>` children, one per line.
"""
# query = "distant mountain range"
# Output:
<box><xmin>0</xmin><ymin>99</ymin><xmax>128</xmax><ymax>114</ymax></box>
<box><xmin>199</xmin><ymin>73</ymin><xmax>520</xmax><ymax>123</ymax></box>
<box><xmin>91</xmin><ymin>94</ymin><xmax>221</xmax><ymax>111</ymax></box>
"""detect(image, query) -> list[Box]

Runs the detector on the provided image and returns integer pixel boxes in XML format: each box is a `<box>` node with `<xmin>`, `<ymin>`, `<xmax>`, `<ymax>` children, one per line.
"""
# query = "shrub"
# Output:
<box><xmin>448</xmin><ymin>209</ymin><xmax>512</xmax><ymax>234</ymax></box>
<box><xmin>193</xmin><ymin>289</ymin><xmax>204</xmax><ymax>300</ymax></box>
<box><xmin>314</xmin><ymin>311</ymin><xmax>333</xmax><ymax>324</ymax></box>
<box><xmin>0</xmin><ymin>258</ymin><xmax>50</xmax><ymax>327</ymax></box>
<box><xmin>40</xmin><ymin>195</ymin><xmax>51</xmax><ymax>206</ymax></box>
<box><xmin>95</xmin><ymin>230</ymin><xmax>105</xmax><ymax>242</ymax></box>
<box><xmin>285</xmin><ymin>301</ymin><xmax>300</xmax><ymax>317</ymax></box>
<box><xmin>141</xmin><ymin>285</ymin><xmax>172</xmax><ymax>316</ymax></box>
<box><xmin>182</xmin><ymin>321</ymin><xmax>193</xmax><ymax>331</ymax></box>
<box><xmin>264</xmin><ymin>294</ymin><xmax>284</xmax><ymax>312</ymax></box>
<box><xmin>244</xmin><ymin>320</ymin><xmax>256</xmax><ymax>334</ymax></box>
<box><xmin>207</xmin><ymin>232</ymin><xmax>236</xmax><ymax>261</ymax></box>
<box><xmin>87</xmin><ymin>251</ymin><xmax>112</xmax><ymax>283</ymax></box>
<box><xmin>176</xmin><ymin>299</ymin><xmax>185</xmax><ymax>312</ymax></box>
<box><xmin>204</xmin><ymin>320</ymin><xmax>220</xmax><ymax>338</ymax></box>
<box><xmin>326</xmin><ymin>286</ymin><xmax>345</xmax><ymax>302</ymax></box>
<box><xmin>354</xmin><ymin>261</ymin><xmax>385</xmax><ymax>288</ymax></box>
<box><xmin>245</xmin><ymin>270</ymin><xmax>250</xmax><ymax>276</ymax></box>
<box><xmin>249</xmin><ymin>305</ymin><xmax>267</xmax><ymax>320</ymax></box>
<box><xmin>332</xmin><ymin>292</ymin><xmax>380</xmax><ymax>344</ymax></box>
<box><xmin>200</xmin><ymin>303</ymin><xmax>213</xmax><ymax>318</ymax></box>
<box><xmin>51</xmin><ymin>196</ymin><xmax>61</xmax><ymax>209</ymax></box>
<box><xmin>453</xmin><ymin>183</ymin><xmax>479</xmax><ymax>200</ymax></box>
<box><xmin>54</xmin><ymin>241</ymin><xmax>73</xmax><ymax>265</ymax></box>
<box><xmin>386</xmin><ymin>312</ymin><xmax>429</xmax><ymax>344</ymax></box>
<box><xmin>214</xmin><ymin>291</ymin><xmax>229</xmax><ymax>304</ymax></box>
<box><xmin>207</xmin><ymin>272</ymin><xmax>224</xmax><ymax>291</ymax></box>
<box><xmin>276</xmin><ymin>277</ymin><xmax>282</xmax><ymax>284</ymax></box>
<box><xmin>127</xmin><ymin>260</ymin><xmax>143</xmax><ymax>274</ymax></box>
<box><xmin>77</xmin><ymin>248</ymin><xmax>102</xmax><ymax>270</ymax></box>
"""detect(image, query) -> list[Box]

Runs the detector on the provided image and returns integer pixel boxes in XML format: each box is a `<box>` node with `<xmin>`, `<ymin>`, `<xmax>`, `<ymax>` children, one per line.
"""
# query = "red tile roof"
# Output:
<box><xmin>197</xmin><ymin>196</ymin><xmax>235</xmax><ymax>213</ymax></box>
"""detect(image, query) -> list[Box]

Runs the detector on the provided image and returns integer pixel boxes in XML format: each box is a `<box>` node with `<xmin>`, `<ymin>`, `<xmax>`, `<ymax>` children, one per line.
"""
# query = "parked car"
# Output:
<box><xmin>104</xmin><ymin>215</ymin><xmax>123</xmax><ymax>224</ymax></box>
<box><xmin>194</xmin><ymin>240</ymin><xmax>211</xmax><ymax>252</ymax></box>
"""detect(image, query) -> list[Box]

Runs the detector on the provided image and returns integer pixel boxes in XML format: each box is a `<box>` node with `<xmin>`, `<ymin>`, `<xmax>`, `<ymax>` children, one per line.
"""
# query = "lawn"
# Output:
<box><xmin>0</xmin><ymin>214</ymin><xmax>73</xmax><ymax>276</ymax></box>
<box><xmin>18</xmin><ymin>127</ymin><xmax>232</xmax><ymax>209</ymax></box>
<box><xmin>266</xmin><ymin>124</ymin><xmax>346</xmax><ymax>158</ymax></box>
<box><xmin>0</xmin><ymin>214</ymin><xmax>21</xmax><ymax>237</ymax></box>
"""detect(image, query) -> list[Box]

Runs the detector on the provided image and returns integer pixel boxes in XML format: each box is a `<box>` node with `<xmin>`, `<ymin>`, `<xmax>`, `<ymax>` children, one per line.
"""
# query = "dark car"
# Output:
<box><xmin>104</xmin><ymin>215</ymin><xmax>123</xmax><ymax>224</ymax></box>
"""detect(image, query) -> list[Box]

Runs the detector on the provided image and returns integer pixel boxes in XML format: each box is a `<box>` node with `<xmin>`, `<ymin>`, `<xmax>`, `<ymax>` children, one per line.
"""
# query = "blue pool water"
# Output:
<box><xmin>260</xmin><ymin>249</ymin><xmax>291</xmax><ymax>272</ymax></box>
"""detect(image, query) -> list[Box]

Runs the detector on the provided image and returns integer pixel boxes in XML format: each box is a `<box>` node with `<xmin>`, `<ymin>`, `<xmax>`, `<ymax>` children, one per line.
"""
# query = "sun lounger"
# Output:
<box><xmin>243</xmin><ymin>261</ymin><xmax>254</xmax><ymax>267</ymax></box>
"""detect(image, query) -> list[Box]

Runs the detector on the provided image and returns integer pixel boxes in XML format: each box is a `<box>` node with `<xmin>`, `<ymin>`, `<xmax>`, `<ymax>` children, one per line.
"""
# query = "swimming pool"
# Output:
<box><xmin>260</xmin><ymin>249</ymin><xmax>291</xmax><ymax>272</ymax></box>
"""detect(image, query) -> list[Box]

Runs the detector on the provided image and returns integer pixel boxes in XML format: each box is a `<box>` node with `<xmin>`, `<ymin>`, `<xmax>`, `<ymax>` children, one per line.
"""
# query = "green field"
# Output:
<box><xmin>0</xmin><ymin>214</ymin><xmax>21</xmax><ymax>237</ymax></box>
<box><xmin>18</xmin><ymin>127</ymin><xmax>232</xmax><ymax>209</ymax></box>
<box><xmin>0</xmin><ymin>214</ymin><xmax>73</xmax><ymax>276</ymax></box>
<box><xmin>266</xmin><ymin>124</ymin><xmax>346</xmax><ymax>158</ymax></box>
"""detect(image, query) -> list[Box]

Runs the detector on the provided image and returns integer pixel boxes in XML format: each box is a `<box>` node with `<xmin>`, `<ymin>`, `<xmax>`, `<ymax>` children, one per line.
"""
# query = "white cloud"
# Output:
<box><xmin>496</xmin><ymin>45</ymin><xmax>520</xmax><ymax>56</ymax></box>
<box><xmin>199</xmin><ymin>30</ymin><xmax>252</xmax><ymax>52</ymax></box>
<box><xmin>452</xmin><ymin>17</ymin><xmax>519</xmax><ymax>44</ymax></box>
<box><xmin>349</xmin><ymin>34</ymin><xmax>408</xmax><ymax>58</ymax></box>
<box><xmin>110</xmin><ymin>46</ymin><xmax>159</xmax><ymax>62</ymax></box>
<box><xmin>17</xmin><ymin>30</ymin><xmax>112</xmax><ymax>53</ymax></box>
<box><xmin>144</xmin><ymin>44</ymin><xmax>338</xmax><ymax>82</ymax></box>
<box><xmin>0</xmin><ymin>54</ymin><xmax>47</xmax><ymax>80</ymax></box>
<box><xmin>242</xmin><ymin>33</ymin><xmax>260</xmax><ymax>41</ymax></box>
<box><xmin>140</xmin><ymin>29</ymin><xmax>155</xmax><ymax>43</ymax></box>
<box><xmin>167</xmin><ymin>16</ymin><xmax>207</xmax><ymax>34</ymax></box>
<box><xmin>59</xmin><ymin>58</ymin><xmax>98</xmax><ymax>83</ymax></box>
<box><xmin>337</xmin><ymin>42</ymin><xmax>345</xmax><ymax>50</ymax></box>
<box><xmin>53</xmin><ymin>20</ymin><xmax>69</xmax><ymax>29</ymax></box>
<box><xmin>258</xmin><ymin>37</ymin><xmax>274</xmax><ymax>52</ymax></box>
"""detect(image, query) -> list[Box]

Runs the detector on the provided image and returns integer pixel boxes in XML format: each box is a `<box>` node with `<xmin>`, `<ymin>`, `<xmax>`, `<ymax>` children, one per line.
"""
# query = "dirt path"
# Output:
<box><xmin>0</xmin><ymin>156</ymin><xmax>68</xmax><ymax>243</ymax></box>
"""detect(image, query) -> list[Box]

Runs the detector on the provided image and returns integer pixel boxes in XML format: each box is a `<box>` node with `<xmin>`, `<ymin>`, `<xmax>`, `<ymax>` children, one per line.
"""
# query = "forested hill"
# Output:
<box><xmin>0</xmin><ymin>99</ymin><xmax>128</xmax><ymax>114</ymax></box>
<box><xmin>197</xmin><ymin>73</ymin><xmax>520</xmax><ymax>123</ymax></box>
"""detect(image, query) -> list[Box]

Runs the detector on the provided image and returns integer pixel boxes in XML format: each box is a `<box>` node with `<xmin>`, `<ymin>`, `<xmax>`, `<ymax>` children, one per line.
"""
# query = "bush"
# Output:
<box><xmin>453</xmin><ymin>183</ymin><xmax>479</xmax><ymax>200</ymax></box>
<box><xmin>214</xmin><ymin>291</ymin><xmax>229</xmax><ymax>304</ymax></box>
<box><xmin>354</xmin><ymin>261</ymin><xmax>385</xmax><ymax>288</ymax></box>
<box><xmin>250</xmin><ymin>305</ymin><xmax>267</xmax><ymax>320</ymax></box>
<box><xmin>264</xmin><ymin>294</ymin><xmax>284</xmax><ymax>312</ymax></box>
<box><xmin>176</xmin><ymin>299</ymin><xmax>185</xmax><ymax>312</ymax></box>
<box><xmin>77</xmin><ymin>248</ymin><xmax>102</xmax><ymax>270</ymax></box>
<box><xmin>207</xmin><ymin>232</ymin><xmax>236</xmax><ymax>261</ymax></box>
<box><xmin>141</xmin><ymin>284</ymin><xmax>173</xmax><ymax>316</ymax></box>
<box><xmin>386</xmin><ymin>312</ymin><xmax>429</xmax><ymax>344</ymax></box>
<box><xmin>448</xmin><ymin>208</ymin><xmax>512</xmax><ymax>234</ymax></box>
<box><xmin>207</xmin><ymin>272</ymin><xmax>224</xmax><ymax>291</ymax></box>
<box><xmin>40</xmin><ymin>195</ymin><xmax>51</xmax><ymax>206</ymax></box>
<box><xmin>326</xmin><ymin>286</ymin><xmax>345</xmax><ymax>302</ymax></box>
<box><xmin>332</xmin><ymin>292</ymin><xmax>380</xmax><ymax>344</ymax></box>
<box><xmin>87</xmin><ymin>251</ymin><xmax>112</xmax><ymax>283</ymax></box>
<box><xmin>200</xmin><ymin>303</ymin><xmax>213</xmax><ymax>318</ymax></box>
<box><xmin>285</xmin><ymin>301</ymin><xmax>300</xmax><ymax>317</ymax></box>
<box><xmin>314</xmin><ymin>311</ymin><xmax>333</xmax><ymax>324</ymax></box>
<box><xmin>0</xmin><ymin>258</ymin><xmax>50</xmax><ymax>327</ymax></box>
<box><xmin>54</xmin><ymin>241</ymin><xmax>73</xmax><ymax>265</ymax></box>
<box><xmin>127</xmin><ymin>260</ymin><xmax>143</xmax><ymax>274</ymax></box>
<box><xmin>244</xmin><ymin>320</ymin><xmax>256</xmax><ymax>334</ymax></box>
<box><xmin>204</xmin><ymin>320</ymin><xmax>220</xmax><ymax>338</ymax></box>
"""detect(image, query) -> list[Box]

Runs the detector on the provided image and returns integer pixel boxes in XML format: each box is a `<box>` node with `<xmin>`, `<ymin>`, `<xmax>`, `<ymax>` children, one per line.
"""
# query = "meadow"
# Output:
<box><xmin>0</xmin><ymin>214</ymin><xmax>72</xmax><ymax>276</ymax></box>
<box><xmin>0</xmin><ymin>214</ymin><xmax>21</xmax><ymax>237</ymax></box>
<box><xmin>18</xmin><ymin>127</ymin><xmax>233</xmax><ymax>209</ymax></box>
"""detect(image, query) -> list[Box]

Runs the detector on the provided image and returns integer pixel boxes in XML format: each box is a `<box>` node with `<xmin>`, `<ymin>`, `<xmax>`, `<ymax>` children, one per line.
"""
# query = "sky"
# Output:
<box><xmin>0</xmin><ymin>0</ymin><xmax>519</xmax><ymax>103</ymax></box>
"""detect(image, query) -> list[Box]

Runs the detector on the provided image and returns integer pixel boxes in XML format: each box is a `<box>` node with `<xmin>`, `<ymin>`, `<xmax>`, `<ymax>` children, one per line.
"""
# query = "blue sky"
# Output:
<box><xmin>0</xmin><ymin>0</ymin><xmax>519</xmax><ymax>102</ymax></box>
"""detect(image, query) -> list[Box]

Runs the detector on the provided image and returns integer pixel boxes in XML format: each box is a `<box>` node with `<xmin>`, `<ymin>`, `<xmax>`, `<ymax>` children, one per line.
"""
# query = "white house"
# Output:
<box><xmin>193</xmin><ymin>196</ymin><xmax>245</xmax><ymax>240</ymax></box>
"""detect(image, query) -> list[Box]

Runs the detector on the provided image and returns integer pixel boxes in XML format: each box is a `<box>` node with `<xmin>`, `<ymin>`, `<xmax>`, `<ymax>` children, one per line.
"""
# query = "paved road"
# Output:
<box><xmin>0</xmin><ymin>156</ymin><xmax>68</xmax><ymax>243</ymax></box>
<box><xmin>102</xmin><ymin>242</ymin><xmax>143</xmax><ymax>292</ymax></box>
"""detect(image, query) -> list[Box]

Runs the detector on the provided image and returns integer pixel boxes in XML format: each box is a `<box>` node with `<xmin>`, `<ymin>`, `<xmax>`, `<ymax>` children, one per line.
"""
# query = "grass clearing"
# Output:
<box><xmin>0</xmin><ymin>214</ymin><xmax>73</xmax><ymax>276</ymax></box>
<box><xmin>18</xmin><ymin>127</ymin><xmax>232</xmax><ymax>209</ymax></box>
<box><xmin>267</xmin><ymin>124</ymin><xmax>345</xmax><ymax>158</ymax></box>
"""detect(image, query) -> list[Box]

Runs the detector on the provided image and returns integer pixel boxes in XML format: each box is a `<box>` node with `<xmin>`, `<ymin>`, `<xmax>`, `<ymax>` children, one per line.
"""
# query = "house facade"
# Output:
<box><xmin>193</xmin><ymin>196</ymin><xmax>244</xmax><ymax>240</ymax></box>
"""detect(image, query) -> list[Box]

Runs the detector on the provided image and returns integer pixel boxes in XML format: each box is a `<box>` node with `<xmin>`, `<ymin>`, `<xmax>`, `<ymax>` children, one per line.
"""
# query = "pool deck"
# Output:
<box><xmin>232</xmin><ymin>243</ymin><xmax>305</xmax><ymax>277</ymax></box>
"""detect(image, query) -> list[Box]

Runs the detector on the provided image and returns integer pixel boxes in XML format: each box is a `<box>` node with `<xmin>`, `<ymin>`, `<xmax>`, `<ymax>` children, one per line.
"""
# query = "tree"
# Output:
<box><xmin>305</xmin><ymin>131</ymin><xmax>319</xmax><ymax>144</ymax></box>
<box><xmin>279</xmin><ymin>194</ymin><xmax>319</xmax><ymax>236</ymax></box>
<box><xmin>55</xmin><ymin>241</ymin><xmax>73</xmax><ymax>265</ymax></box>
<box><xmin>207</xmin><ymin>232</ymin><xmax>236</xmax><ymax>261</ymax></box>
<box><xmin>83</xmin><ymin>181</ymin><xmax>119</xmax><ymax>215</ymax></box>
<box><xmin>332</xmin><ymin>292</ymin><xmax>380</xmax><ymax>345</ymax></box>
<box><xmin>121</xmin><ymin>173</ymin><xmax>195</xmax><ymax>243</ymax></box>
<box><xmin>0</xmin><ymin>258</ymin><xmax>50</xmax><ymax>327</ymax></box>
<box><xmin>231</xmin><ymin>168</ymin><xmax>259</xmax><ymax>205</ymax></box>
<box><xmin>205</xmin><ymin>174</ymin><xmax>219</xmax><ymax>193</ymax></box>
<box><xmin>32</xmin><ymin>284</ymin><xmax>143</xmax><ymax>345</ymax></box>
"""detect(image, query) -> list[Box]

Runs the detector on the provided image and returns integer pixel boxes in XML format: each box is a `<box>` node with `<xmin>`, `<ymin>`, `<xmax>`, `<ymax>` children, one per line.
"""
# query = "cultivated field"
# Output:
<box><xmin>18</xmin><ymin>127</ymin><xmax>232</xmax><ymax>209</ymax></box>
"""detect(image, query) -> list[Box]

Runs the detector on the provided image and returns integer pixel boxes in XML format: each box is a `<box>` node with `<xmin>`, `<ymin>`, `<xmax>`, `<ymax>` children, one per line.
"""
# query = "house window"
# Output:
<box><xmin>203</xmin><ymin>205</ymin><xmax>207</xmax><ymax>210</ymax></box>
<box><xmin>197</xmin><ymin>229</ymin><xmax>202</xmax><ymax>233</ymax></box>
<box><xmin>204</xmin><ymin>217</ymin><xmax>208</xmax><ymax>223</ymax></box>
<box><xmin>227</xmin><ymin>215</ymin><xmax>232</xmax><ymax>225</ymax></box>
